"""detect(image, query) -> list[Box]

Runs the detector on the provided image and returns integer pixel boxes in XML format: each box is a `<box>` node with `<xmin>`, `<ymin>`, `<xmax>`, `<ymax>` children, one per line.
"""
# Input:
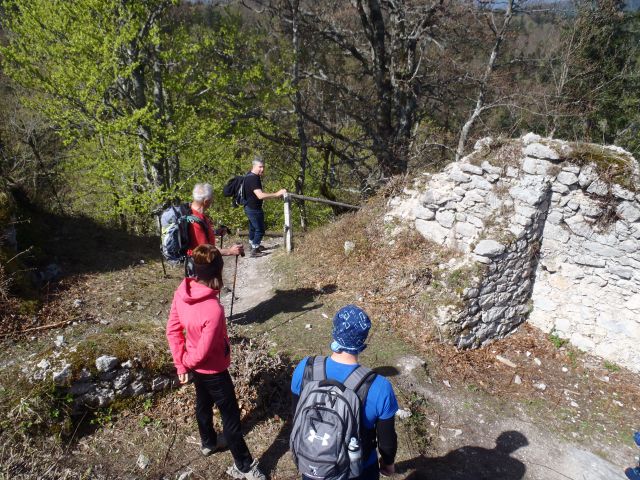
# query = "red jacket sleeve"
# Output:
<box><xmin>166</xmin><ymin>297</ymin><xmax>188</xmax><ymax>375</ymax></box>
<box><xmin>181</xmin><ymin>308</ymin><xmax>226</xmax><ymax>370</ymax></box>
<box><xmin>188</xmin><ymin>216</ymin><xmax>216</xmax><ymax>249</ymax></box>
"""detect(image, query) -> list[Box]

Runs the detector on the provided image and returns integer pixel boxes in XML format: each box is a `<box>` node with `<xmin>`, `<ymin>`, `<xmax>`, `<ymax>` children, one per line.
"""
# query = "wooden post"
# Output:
<box><xmin>284</xmin><ymin>194</ymin><xmax>293</xmax><ymax>252</ymax></box>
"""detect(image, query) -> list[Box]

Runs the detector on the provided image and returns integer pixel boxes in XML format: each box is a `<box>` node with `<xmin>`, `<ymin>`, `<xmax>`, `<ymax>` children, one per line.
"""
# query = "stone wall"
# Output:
<box><xmin>386</xmin><ymin>134</ymin><xmax>640</xmax><ymax>372</ymax></box>
<box><xmin>28</xmin><ymin>350</ymin><xmax>174</xmax><ymax>413</ymax></box>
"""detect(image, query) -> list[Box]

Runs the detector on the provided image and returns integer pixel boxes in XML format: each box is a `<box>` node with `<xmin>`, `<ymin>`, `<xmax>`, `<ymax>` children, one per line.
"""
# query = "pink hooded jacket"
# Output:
<box><xmin>166</xmin><ymin>278</ymin><xmax>231</xmax><ymax>375</ymax></box>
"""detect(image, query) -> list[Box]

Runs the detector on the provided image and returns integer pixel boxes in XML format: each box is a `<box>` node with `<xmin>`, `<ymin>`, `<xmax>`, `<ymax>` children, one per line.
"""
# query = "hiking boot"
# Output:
<box><xmin>249</xmin><ymin>248</ymin><xmax>261</xmax><ymax>258</ymax></box>
<box><xmin>226</xmin><ymin>459</ymin><xmax>266</xmax><ymax>480</ymax></box>
<box><xmin>255</xmin><ymin>245</ymin><xmax>266</xmax><ymax>252</ymax></box>
<box><xmin>201</xmin><ymin>434</ymin><xmax>228</xmax><ymax>456</ymax></box>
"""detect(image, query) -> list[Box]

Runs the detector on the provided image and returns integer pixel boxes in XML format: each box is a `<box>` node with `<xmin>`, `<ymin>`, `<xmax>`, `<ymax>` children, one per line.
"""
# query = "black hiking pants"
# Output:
<box><xmin>193</xmin><ymin>369</ymin><xmax>253</xmax><ymax>472</ymax></box>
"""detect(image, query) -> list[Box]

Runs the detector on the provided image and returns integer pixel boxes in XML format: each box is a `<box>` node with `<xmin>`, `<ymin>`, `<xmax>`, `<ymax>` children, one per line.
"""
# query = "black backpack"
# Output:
<box><xmin>223</xmin><ymin>175</ymin><xmax>247</xmax><ymax>208</ymax></box>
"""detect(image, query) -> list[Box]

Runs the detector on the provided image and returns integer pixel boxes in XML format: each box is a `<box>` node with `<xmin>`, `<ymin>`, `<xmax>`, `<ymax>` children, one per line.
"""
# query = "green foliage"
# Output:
<box><xmin>549</xmin><ymin>331</ymin><xmax>568</xmax><ymax>349</ymax></box>
<box><xmin>0</xmin><ymin>375</ymin><xmax>74</xmax><ymax>438</ymax></box>
<box><xmin>567</xmin><ymin>349</ymin><xmax>578</xmax><ymax>368</ymax></box>
<box><xmin>603</xmin><ymin>360</ymin><xmax>620</xmax><ymax>372</ymax></box>
<box><xmin>90</xmin><ymin>407</ymin><xmax>114</xmax><ymax>428</ymax></box>
<box><xmin>554</xmin><ymin>1</ymin><xmax>639</xmax><ymax>146</ymax></box>
<box><xmin>1</xmin><ymin>0</ymin><xmax>288</xmax><ymax>228</ymax></box>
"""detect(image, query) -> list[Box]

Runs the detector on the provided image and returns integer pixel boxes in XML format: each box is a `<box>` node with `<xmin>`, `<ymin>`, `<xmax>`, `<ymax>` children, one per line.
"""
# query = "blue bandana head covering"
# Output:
<box><xmin>330</xmin><ymin>305</ymin><xmax>371</xmax><ymax>354</ymax></box>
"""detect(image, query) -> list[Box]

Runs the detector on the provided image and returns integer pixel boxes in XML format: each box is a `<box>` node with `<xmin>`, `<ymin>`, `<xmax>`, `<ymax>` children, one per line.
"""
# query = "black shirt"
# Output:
<box><xmin>244</xmin><ymin>172</ymin><xmax>263</xmax><ymax>209</ymax></box>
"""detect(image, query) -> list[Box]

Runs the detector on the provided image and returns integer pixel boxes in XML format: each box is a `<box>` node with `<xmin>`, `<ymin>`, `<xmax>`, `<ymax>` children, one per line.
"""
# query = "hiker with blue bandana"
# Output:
<box><xmin>290</xmin><ymin>305</ymin><xmax>398</xmax><ymax>480</ymax></box>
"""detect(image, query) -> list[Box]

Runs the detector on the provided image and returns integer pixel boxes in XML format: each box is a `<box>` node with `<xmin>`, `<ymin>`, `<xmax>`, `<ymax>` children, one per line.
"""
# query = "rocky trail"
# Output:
<box><xmin>0</xmin><ymin>234</ymin><xmax>637</xmax><ymax>480</ymax></box>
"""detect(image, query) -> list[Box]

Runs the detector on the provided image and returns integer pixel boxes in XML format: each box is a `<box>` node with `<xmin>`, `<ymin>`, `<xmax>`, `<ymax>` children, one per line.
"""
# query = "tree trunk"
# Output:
<box><xmin>455</xmin><ymin>0</ymin><xmax>514</xmax><ymax>162</ymax></box>
<box><xmin>292</xmin><ymin>0</ymin><xmax>309</xmax><ymax>230</ymax></box>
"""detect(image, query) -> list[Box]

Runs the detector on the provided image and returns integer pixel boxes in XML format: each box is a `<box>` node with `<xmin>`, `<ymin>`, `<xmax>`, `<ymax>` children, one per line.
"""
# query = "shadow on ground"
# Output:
<box><xmin>16</xmin><ymin>200</ymin><xmax>159</xmax><ymax>275</ymax></box>
<box><xmin>230</xmin><ymin>285</ymin><xmax>337</xmax><ymax>325</ymax></box>
<box><xmin>399</xmin><ymin>431</ymin><xmax>528</xmax><ymax>480</ymax></box>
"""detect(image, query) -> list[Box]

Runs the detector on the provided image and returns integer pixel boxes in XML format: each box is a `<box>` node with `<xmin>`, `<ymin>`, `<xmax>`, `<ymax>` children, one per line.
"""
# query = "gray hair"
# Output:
<box><xmin>192</xmin><ymin>183</ymin><xmax>213</xmax><ymax>203</ymax></box>
<box><xmin>251</xmin><ymin>154</ymin><xmax>264</xmax><ymax>167</ymax></box>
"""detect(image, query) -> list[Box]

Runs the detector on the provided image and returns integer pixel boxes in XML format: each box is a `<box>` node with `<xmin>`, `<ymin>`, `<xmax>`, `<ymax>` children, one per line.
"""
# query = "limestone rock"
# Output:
<box><xmin>96</xmin><ymin>355</ymin><xmax>119</xmax><ymax>372</ymax></box>
<box><xmin>53</xmin><ymin>364</ymin><xmax>71</xmax><ymax>385</ymax></box>
<box><xmin>523</xmin><ymin>143</ymin><xmax>559</xmax><ymax>160</ymax></box>
<box><xmin>395</xmin><ymin>355</ymin><xmax>426</xmax><ymax>374</ymax></box>
<box><xmin>415</xmin><ymin>219</ymin><xmax>449</xmax><ymax>245</ymax></box>
<box><xmin>522</xmin><ymin>132</ymin><xmax>541</xmax><ymax>145</ymax></box>
<box><xmin>522</xmin><ymin>157</ymin><xmax>551</xmax><ymax>175</ymax></box>
<box><xmin>481</xmin><ymin>161</ymin><xmax>502</xmax><ymax>175</ymax></box>
<box><xmin>556</xmin><ymin>171</ymin><xmax>578</xmax><ymax>186</ymax></box>
<box><xmin>448</xmin><ymin>168</ymin><xmax>471</xmax><ymax>183</ymax></box>
<box><xmin>611</xmin><ymin>184</ymin><xmax>635</xmax><ymax>201</ymax></box>
<box><xmin>578</xmin><ymin>165</ymin><xmax>597</xmax><ymax>188</ymax></box>
<box><xmin>436</xmin><ymin>210</ymin><xmax>455</xmax><ymax>228</ymax></box>
<box><xmin>474</xmin><ymin>137</ymin><xmax>493</xmax><ymax>151</ymax></box>
<box><xmin>137</xmin><ymin>454</ymin><xmax>149</xmax><ymax>470</ymax></box>
<box><xmin>113</xmin><ymin>369</ymin><xmax>133</xmax><ymax>390</ymax></box>
<box><xmin>459</xmin><ymin>163</ymin><xmax>484</xmax><ymax>175</ymax></box>
<box><xmin>151</xmin><ymin>376</ymin><xmax>170</xmax><ymax>392</ymax></box>
<box><xmin>586</xmin><ymin>179</ymin><xmax>609</xmax><ymax>196</ymax></box>
<box><xmin>474</xmin><ymin>240</ymin><xmax>505</xmax><ymax>257</ymax></box>
<box><xmin>509</xmin><ymin>184</ymin><xmax>547</xmax><ymax>206</ymax></box>
<box><xmin>344</xmin><ymin>241</ymin><xmax>355</xmax><ymax>255</ymax></box>
<box><xmin>617</xmin><ymin>201</ymin><xmax>640</xmax><ymax>223</ymax></box>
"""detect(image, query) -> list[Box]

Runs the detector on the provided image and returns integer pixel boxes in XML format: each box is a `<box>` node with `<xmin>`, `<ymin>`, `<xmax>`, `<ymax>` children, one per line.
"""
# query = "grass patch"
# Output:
<box><xmin>399</xmin><ymin>392</ymin><xmax>435</xmax><ymax>455</ymax></box>
<box><xmin>549</xmin><ymin>331</ymin><xmax>568</xmax><ymax>349</ymax></box>
<box><xmin>603</xmin><ymin>360</ymin><xmax>620</xmax><ymax>373</ymax></box>
<box><xmin>566</xmin><ymin>349</ymin><xmax>579</xmax><ymax>368</ymax></box>
<box><xmin>567</xmin><ymin>143</ymin><xmax>637</xmax><ymax>192</ymax></box>
<box><xmin>65</xmin><ymin>321</ymin><xmax>173</xmax><ymax>377</ymax></box>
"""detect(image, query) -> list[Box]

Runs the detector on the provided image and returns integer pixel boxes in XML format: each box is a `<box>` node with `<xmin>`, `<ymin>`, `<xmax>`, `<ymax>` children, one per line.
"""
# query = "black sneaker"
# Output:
<box><xmin>250</xmin><ymin>248</ymin><xmax>260</xmax><ymax>258</ymax></box>
<box><xmin>255</xmin><ymin>245</ymin><xmax>266</xmax><ymax>252</ymax></box>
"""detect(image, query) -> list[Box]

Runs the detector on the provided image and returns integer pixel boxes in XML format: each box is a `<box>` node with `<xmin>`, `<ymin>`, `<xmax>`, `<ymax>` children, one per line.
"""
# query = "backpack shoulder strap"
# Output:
<box><xmin>300</xmin><ymin>356</ymin><xmax>327</xmax><ymax>391</ymax></box>
<box><xmin>343</xmin><ymin>366</ymin><xmax>377</xmax><ymax>405</ymax></box>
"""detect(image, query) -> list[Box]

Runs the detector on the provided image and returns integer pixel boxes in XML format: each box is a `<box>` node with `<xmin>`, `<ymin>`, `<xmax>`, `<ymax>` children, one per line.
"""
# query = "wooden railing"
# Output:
<box><xmin>283</xmin><ymin>193</ymin><xmax>360</xmax><ymax>252</ymax></box>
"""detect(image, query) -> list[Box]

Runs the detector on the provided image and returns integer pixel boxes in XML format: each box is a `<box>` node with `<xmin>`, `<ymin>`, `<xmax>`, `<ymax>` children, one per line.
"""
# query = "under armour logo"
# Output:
<box><xmin>307</xmin><ymin>428</ymin><xmax>330</xmax><ymax>446</ymax></box>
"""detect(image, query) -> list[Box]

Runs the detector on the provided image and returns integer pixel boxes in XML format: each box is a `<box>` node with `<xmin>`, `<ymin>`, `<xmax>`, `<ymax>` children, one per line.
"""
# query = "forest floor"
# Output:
<box><xmin>1</xmin><ymin>219</ymin><xmax>639</xmax><ymax>479</ymax></box>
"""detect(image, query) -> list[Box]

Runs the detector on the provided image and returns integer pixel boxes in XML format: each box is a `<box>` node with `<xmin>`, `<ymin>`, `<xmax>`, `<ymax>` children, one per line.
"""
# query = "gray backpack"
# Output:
<box><xmin>290</xmin><ymin>356</ymin><xmax>376</xmax><ymax>480</ymax></box>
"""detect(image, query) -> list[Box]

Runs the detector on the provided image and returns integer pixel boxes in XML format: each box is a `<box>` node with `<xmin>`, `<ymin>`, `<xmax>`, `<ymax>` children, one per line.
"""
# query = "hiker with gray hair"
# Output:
<box><xmin>290</xmin><ymin>305</ymin><xmax>398</xmax><ymax>479</ymax></box>
<box><xmin>243</xmin><ymin>156</ymin><xmax>286</xmax><ymax>257</ymax></box>
<box><xmin>189</xmin><ymin>182</ymin><xmax>243</xmax><ymax>257</ymax></box>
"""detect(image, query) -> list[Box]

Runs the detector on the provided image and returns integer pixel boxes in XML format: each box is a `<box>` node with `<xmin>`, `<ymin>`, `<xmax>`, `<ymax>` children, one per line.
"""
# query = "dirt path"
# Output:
<box><xmin>220</xmin><ymin>241</ymin><xmax>279</xmax><ymax>323</ymax></box>
<box><xmin>5</xmin><ymin>237</ymin><xmax>633</xmax><ymax>479</ymax></box>
<box><xmin>226</xmin><ymin>239</ymin><xmax>632</xmax><ymax>480</ymax></box>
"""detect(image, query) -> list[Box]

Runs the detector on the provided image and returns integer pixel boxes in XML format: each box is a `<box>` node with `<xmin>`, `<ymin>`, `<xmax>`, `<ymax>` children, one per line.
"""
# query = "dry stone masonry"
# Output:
<box><xmin>386</xmin><ymin>133</ymin><xmax>640</xmax><ymax>373</ymax></box>
<box><xmin>26</xmin><ymin>347</ymin><xmax>175</xmax><ymax>413</ymax></box>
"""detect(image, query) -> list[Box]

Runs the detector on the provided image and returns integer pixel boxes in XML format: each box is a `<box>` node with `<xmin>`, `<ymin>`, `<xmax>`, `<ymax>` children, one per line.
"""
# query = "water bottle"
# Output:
<box><xmin>347</xmin><ymin>437</ymin><xmax>362</xmax><ymax>478</ymax></box>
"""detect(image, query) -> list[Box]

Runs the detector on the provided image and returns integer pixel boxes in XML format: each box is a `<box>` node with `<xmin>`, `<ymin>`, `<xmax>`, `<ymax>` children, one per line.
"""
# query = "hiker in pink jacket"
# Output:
<box><xmin>166</xmin><ymin>244</ymin><xmax>266</xmax><ymax>480</ymax></box>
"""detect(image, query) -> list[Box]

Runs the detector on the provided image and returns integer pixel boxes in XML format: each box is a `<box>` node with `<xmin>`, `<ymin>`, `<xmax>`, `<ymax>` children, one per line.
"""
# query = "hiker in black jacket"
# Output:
<box><xmin>243</xmin><ymin>156</ymin><xmax>286</xmax><ymax>257</ymax></box>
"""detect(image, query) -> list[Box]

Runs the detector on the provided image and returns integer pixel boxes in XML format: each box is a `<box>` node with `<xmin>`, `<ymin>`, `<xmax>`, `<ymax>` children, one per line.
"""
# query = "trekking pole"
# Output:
<box><xmin>229</xmin><ymin>253</ymin><xmax>239</xmax><ymax>320</ymax></box>
<box><xmin>157</xmin><ymin>214</ymin><xmax>167</xmax><ymax>277</ymax></box>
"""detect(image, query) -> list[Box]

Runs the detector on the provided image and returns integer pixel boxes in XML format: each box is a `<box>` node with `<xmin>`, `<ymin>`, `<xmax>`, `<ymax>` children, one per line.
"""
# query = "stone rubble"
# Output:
<box><xmin>27</xmin><ymin>348</ymin><xmax>173</xmax><ymax>413</ymax></box>
<box><xmin>385</xmin><ymin>134</ymin><xmax>640</xmax><ymax>373</ymax></box>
